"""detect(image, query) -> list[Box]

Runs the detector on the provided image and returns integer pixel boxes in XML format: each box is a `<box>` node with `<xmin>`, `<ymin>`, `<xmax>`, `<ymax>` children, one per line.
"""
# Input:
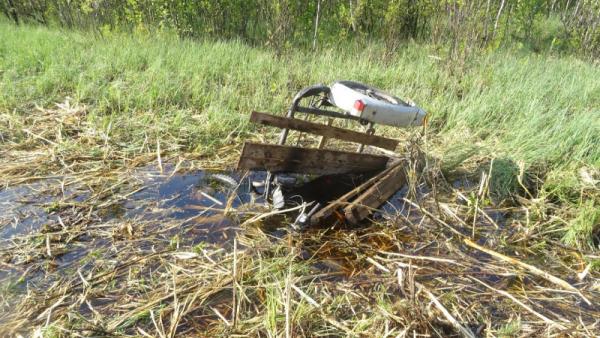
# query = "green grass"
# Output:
<box><xmin>563</xmin><ymin>199</ymin><xmax>600</xmax><ymax>249</ymax></box>
<box><xmin>0</xmin><ymin>22</ymin><xmax>598</xmax><ymax>242</ymax></box>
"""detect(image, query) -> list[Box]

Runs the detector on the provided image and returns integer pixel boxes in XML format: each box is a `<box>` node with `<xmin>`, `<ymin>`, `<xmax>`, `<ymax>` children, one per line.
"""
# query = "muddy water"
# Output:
<box><xmin>0</xmin><ymin>169</ymin><xmax>263</xmax><ymax>237</ymax></box>
<box><xmin>0</xmin><ymin>167</ymin><xmax>270</xmax><ymax>290</ymax></box>
<box><xmin>0</xmin><ymin>166</ymin><xmax>514</xmax><ymax>292</ymax></box>
<box><xmin>110</xmin><ymin>168</ymin><xmax>268</xmax><ymax>244</ymax></box>
<box><xmin>0</xmin><ymin>181</ymin><xmax>58</xmax><ymax>239</ymax></box>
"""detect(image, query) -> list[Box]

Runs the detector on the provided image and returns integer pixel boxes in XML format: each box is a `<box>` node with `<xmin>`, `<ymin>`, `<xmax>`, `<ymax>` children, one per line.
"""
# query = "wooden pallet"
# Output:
<box><xmin>237</xmin><ymin>111</ymin><xmax>409</xmax><ymax>225</ymax></box>
<box><xmin>249</xmin><ymin>111</ymin><xmax>398</xmax><ymax>150</ymax></box>
<box><xmin>237</xmin><ymin>142</ymin><xmax>389</xmax><ymax>175</ymax></box>
<box><xmin>309</xmin><ymin>160</ymin><xmax>407</xmax><ymax>226</ymax></box>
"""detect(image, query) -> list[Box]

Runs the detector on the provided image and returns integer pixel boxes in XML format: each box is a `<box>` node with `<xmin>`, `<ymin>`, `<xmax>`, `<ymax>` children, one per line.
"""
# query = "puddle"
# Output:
<box><xmin>0</xmin><ymin>166</ymin><xmax>382</xmax><ymax>292</ymax></box>
<box><xmin>0</xmin><ymin>181</ymin><xmax>57</xmax><ymax>239</ymax></box>
<box><xmin>0</xmin><ymin>163</ymin><xmax>526</xmax><ymax>302</ymax></box>
<box><xmin>1</xmin><ymin>164</ymin><xmax>598</xmax><ymax>335</ymax></box>
<box><xmin>0</xmin><ymin>165</ymin><xmax>519</xmax><ymax>284</ymax></box>
<box><xmin>0</xmin><ymin>167</ymin><xmax>273</xmax><ymax>290</ymax></box>
<box><xmin>109</xmin><ymin>168</ymin><xmax>266</xmax><ymax>244</ymax></box>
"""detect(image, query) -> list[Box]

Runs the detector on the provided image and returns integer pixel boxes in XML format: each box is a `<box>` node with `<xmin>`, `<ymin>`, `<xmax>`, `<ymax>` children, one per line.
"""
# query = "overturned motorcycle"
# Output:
<box><xmin>237</xmin><ymin>81</ymin><xmax>427</xmax><ymax>229</ymax></box>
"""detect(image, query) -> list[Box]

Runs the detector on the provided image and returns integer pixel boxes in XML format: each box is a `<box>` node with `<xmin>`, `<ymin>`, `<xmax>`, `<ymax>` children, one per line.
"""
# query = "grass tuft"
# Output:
<box><xmin>563</xmin><ymin>199</ymin><xmax>600</xmax><ymax>249</ymax></box>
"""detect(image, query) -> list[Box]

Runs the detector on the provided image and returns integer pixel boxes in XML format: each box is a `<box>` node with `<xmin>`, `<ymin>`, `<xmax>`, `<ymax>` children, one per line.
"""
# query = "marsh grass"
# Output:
<box><xmin>0</xmin><ymin>21</ymin><xmax>599</xmax><ymax>337</ymax></box>
<box><xmin>0</xmin><ymin>156</ymin><xmax>598</xmax><ymax>337</ymax></box>
<box><xmin>1</xmin><ymin>22</ymin><xmax>598</xmax><ymax>165</ymax></box>
<box><xmin>1</xmin><ymin>20</ymin><xmax>598</xmax><ymax>246</ymax></box>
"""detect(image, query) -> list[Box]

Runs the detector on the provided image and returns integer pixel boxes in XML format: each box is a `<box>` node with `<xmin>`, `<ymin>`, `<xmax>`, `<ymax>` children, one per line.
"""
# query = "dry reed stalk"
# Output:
<box><xmin>464</xmin><ymin>238</ymin><xmax>591</xmax><ymax>305</ymax></box>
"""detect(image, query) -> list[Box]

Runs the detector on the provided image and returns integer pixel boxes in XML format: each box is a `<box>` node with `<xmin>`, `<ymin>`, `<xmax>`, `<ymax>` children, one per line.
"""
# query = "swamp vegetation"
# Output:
<box><xmin>0</xmin><ymin>4</ymin><xmax>599</xmax><ymax>336</ymax></box>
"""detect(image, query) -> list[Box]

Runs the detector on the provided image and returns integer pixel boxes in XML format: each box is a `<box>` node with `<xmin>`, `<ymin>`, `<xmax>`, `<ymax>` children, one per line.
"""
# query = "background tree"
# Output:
<box><xmin>1</xmin><ymin>0</ymin><xmax>598</xmax><ymax>59</ymax></box>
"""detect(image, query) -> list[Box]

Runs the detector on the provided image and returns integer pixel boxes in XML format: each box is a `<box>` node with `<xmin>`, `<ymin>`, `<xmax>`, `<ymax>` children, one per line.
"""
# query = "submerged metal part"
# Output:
<box><xmin>272</xmin><ymin>185</ymin><xmax>285</xmax><ymax>209</ymax></box>
<box><xmin>274</xmin><ymin>175</ymin><xmax>297</xmax><ymax>187</ymax></box>
<box><xmin>292</xmin><ymin>202</ymin><xmax>321</xmax><ymax>231</ymax></box>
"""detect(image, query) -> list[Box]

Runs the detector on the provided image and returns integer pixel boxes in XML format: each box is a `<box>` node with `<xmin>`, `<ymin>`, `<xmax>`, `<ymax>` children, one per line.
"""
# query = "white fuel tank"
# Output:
<box><xmin>329</xmin><ymin>81</ymin><xmax>427</xmax><ymax>127</ymax></box>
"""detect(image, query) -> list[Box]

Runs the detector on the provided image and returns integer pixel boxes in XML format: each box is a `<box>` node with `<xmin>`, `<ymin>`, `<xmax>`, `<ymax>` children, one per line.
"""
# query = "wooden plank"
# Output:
<box><xmin>250</xmin><ymin>111</ymin><xmax>399</xmax><ymax>151</ymax></box>
<box><xmin>310</xmin><ymin>163</ymin><xmax>400</xmax><ymax>224</ymax></box>
<box><xmin>309</xmin><ymin>160</ymin><xmax>403</xmax><ymax>226</ymax></box>
<box><xmin>343</xmin><ymin>162</ymin><xmax>407</xmax><ymax>225</ymax></box>
<box><xmin>236</xmin><ymin>142</ymin><xmax>389</xmax><ymax>175</ymax></box>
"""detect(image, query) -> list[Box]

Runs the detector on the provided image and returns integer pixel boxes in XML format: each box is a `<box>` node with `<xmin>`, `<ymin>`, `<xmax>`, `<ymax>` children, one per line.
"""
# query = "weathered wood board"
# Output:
<box><xmin>237</xmin><ymin>142</ymin><xmax>389</xmax><ymax>175</ymax></box>
<box><xmin>309</xmin><ymin>160</ymin><xmax>404</xmax><ymax>225</ymax></box>
<box><xmin>250</xmin><ymin>111</ymin><xmax>399</xmax><ymax>150</ymax></box>
<box><xmin>343</xmin><ymin>162</ymin><xmax>407</xmax><ymax>225</ymax></box>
